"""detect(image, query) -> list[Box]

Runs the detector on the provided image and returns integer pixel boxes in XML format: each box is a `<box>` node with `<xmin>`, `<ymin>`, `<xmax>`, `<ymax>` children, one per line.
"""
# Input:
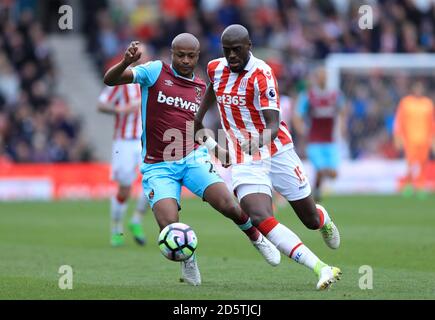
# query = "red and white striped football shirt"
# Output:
<box><xmin>207</xmin><ymin>54</ymin><xmax>293</xmax><ymax>164</ymax></box>
<box><xmin>98</xmin><ymin>83</ymin><xmax>142</xmax><ymax>140</ymax></box>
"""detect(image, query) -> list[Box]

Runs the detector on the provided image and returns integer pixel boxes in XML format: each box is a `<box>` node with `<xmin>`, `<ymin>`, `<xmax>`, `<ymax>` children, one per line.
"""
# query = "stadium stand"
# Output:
<box><xmin>1</xmin><ymin>0</ymin><xmax>434</xmax><ymax>163</ymax></box>
<box><xmin>82</xmin><ymin>0</ymin><xmax>435</xmax><ymax>161</ymax></box>
<box><xmin>0</xmin><ymin>2</ymin><xmax>93</xmax><ymax>163</ymax></box>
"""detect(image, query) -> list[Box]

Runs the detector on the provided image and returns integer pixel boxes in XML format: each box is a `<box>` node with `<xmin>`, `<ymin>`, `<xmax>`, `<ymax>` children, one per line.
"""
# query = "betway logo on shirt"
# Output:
<box><xmin>313</xmin><ymin>105</ymin><xmax>335</xmax><ymax>118</ymax></box>
<box><xmin>157</xmin><ymin>91</ymin><xmax>199</xmax><ymax>113</ymax></box>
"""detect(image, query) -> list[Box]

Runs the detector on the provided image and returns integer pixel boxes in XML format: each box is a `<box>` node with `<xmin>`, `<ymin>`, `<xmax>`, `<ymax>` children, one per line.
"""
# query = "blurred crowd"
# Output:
<box><xmin>0</xmin><ymin>3</ymin><xmax>93</xmax><ymax>163</ymax></box>
<box><xmin>343</xmin><ymin>73</ymin><xmax>434</xmax><ymax>160</ymax></box>
<box><xmin>1</xmin><ymin>0</ymin><xmax>434</xmax><ymax>163</ymax></box>
<box><xmin>84</xmin><ymin>0</ymin><xmax>435</xmax><ymax>160</ymax></box>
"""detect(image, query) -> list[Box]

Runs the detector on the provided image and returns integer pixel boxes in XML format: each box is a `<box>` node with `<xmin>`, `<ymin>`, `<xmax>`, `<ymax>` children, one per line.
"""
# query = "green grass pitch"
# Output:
<box><xmin>1</xmin><ymin>195</ymin><xmax>434</xmax><ymax>299</ymax></box>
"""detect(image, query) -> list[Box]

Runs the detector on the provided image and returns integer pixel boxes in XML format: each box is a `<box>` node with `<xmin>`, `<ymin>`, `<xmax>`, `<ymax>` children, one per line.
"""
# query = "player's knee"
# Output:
<box><xmin>118</xmin><ymin>186</ymin><xmax>131</xmax><ymax>200</ymax></box>
<box><xmin>328</xmin><ymin>170</ymin><xmax>338</xmax><ymax>179</ymax></box>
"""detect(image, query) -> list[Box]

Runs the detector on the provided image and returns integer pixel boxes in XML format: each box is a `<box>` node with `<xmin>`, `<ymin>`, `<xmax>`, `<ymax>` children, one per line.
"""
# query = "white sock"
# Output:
<box><xmin>316</xmin><ymin>204</ymin><xmax>331</xmax><ymax>228</ymax></box>
<box><xmin>131</xmin><ymin>196</ymin><xmax>148</xmax><ymax>224</ymax></box>
<box><xmin>291</xmin><ymin>243</ymin><xmax>322</xmax><ymax>270</ymax></box>
<box><xmin>266</xmin><ymin>223</ymin><xmax>321</xmax><ymax>271</ymax></box>
<box><xmin>131</xmin><ymin>210</ymin><xmax>144</xmax><ymax>225</ymax></box>
<box><xmin>111</xmin><ymin>196</ymin><xmax>128</xmax><ymax>234</ymax></box>
<box><xmin>136</xmin><ymin>195</ymin><xmax>149</xmax><ymax>213</ymax></box>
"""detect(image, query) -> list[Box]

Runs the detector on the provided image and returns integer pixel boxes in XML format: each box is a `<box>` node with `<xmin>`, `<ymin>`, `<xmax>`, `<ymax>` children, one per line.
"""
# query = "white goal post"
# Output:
<box><xmin>325</xmin><ymin>53</ymin><xmax>435</xmax><ymax>90</ymax></box>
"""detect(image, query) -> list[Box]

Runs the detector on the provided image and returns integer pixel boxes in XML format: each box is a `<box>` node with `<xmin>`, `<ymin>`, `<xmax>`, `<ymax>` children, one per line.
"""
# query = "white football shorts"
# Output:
<box><xmin>111</xmin><ymin>139</ymin><xmax>142</xmax><ymax>186</ymax></box>
<box><xmin>232</xmin><ymin>145</ymin><xmax>311</xmax><ymax>202</ymax></box>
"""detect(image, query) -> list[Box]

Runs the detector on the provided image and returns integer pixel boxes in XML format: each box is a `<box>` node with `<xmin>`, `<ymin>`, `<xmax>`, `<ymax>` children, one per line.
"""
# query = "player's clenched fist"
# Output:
<box><xmin>123</xmin><ymin>41</ymin><xmax>142</xmax><ymax>65</ymax></box>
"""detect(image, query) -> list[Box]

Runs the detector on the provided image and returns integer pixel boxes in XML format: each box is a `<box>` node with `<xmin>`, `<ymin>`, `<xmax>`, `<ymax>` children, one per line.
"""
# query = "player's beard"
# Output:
<box><xmin>229</xmin><ymin>59</ymin><xmax>247</xmax><ymax>73</ymax></box>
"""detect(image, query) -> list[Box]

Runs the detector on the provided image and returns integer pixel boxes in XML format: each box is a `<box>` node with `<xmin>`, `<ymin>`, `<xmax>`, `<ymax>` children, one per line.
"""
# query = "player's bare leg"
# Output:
<box><xmin>401</xmin><ymin>162</ymin><xmax>415</xmax><ymax>197</ymax></box>
<box><xmin>203</xmin><ymin>182</ymin><xmax>281</xmax><ymax>266</ymax></box>
<box><xmin>240</xmin><ymin>192</ymin><xmax>341</xmax><ymax>290</ymax></box>
<box><xmin>153</xmin><ymin>198</ymin><xmax>201</xmax><ymax>286</ymax></box>
<box><xmin>110</xmin><ymin>185</ymin><xmax>131</xmax><ymax>246</ymax></box>
<box><xmin>403</xmin><ymin>150</ymin><xmax>420</xmax><ymax>197</ymax></box>
<box><xmin>415</xmin><ymin>159</ymin><xmax>429</xmax><ymax>199</ymax></box>
<box><xmin>313</xmin><ymin>170</ymin><xmax>323</xmax><ymax>203</ymax></box>
<box><xmin>314</xmin><ymin>169</ymin><xmax>337</xmax><ymax>203</ymax></box>
<box><xmin>289</xmin><ymin>195</ymin><xmax>340</xmax><ymax>249</ymax></box>
<box><xmin>289</xmin><ymin>194</ymin><xmax>320</xmax><ymax>230</ymax></box>
<box><xmin>152</xmin><ymin>198</ymin><xmax>180</xmax><ymax>230</ymax></box>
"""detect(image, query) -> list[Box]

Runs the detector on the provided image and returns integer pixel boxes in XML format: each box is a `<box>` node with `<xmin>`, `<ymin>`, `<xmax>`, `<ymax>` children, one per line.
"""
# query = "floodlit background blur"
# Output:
<box><xmin>0</xmin><ymin>0</ymin><xmax>434</xmax><ymax>197</ymax></box>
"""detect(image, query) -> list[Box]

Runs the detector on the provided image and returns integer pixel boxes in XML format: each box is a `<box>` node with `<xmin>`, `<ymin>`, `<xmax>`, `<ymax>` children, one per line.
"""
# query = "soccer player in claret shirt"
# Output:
<box><xmin>97</xmin><ymin>47</ymin><xmax>150</xmax><ymax>247</ymax></box>
<box><xmin>195</xmin><ymin>25</ymin><xmax>341</xmax><ymax>290</ymax></box>
<box><xmin>103</xmin><ymin>33</ymin><xmax>280</xmax><ymax>286</ymax></box>
<box><xmin>293</xmin><ymin>66</ymin><xmax>347</xmax><ymax>203</ymax></box>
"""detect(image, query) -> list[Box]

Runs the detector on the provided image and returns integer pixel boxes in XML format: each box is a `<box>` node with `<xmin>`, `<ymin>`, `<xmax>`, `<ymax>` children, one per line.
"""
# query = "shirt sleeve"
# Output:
<box><xmin>296</xmin><ymin>92</ymin><xmax>309</xmax><ymax>116</ymax></box>
<box><xmin>256</xmin><ymin>68</ymin><xmax>279</xmax><ymax>111</ymax></box>
<box><xmin>131</xmin><ymin>60</ymin><xmax>163</xmax><ymax>87</ymax></box>
<box><xmin>98</xmin><ymin>85</ymin><xmax>120</xmax><ymax>105</ymax></box>
<box><xmin>207</xmin><ymin>60</ymin><xmax>221</xmax><ymax>84</ymax></box>
<box><xmin>393</xmin><ymin>99</ymin><xmax>404</xmax><ymax>138</ymax></box>
<box><xmin>428</xmin><ymin>99</ymin><xmax>434</xmax><ymax>138</ymax></box>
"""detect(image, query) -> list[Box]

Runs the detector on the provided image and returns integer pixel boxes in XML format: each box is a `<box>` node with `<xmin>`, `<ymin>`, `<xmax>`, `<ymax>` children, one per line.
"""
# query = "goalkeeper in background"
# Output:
<box><xmin>394</xmin><ymin>80</ymin><xmax>434</xmax><ymax>198</ymax></box>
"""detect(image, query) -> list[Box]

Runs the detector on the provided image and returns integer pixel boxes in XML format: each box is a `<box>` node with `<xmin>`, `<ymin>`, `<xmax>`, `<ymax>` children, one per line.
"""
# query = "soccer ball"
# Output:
<box><xmin>158</xmin><ymin>222</ymin><xmax>198</xmax><ymax>261</ymax></box>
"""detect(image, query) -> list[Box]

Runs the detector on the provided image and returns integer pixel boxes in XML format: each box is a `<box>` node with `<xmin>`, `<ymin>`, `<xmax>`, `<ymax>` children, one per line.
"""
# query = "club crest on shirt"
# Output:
<box><xmin>195</xmin><ymin>86</ymin><xmax>202</xmax><ymax>104</ymax></box>
<box><xmin>239</xmin><ymin>77</ymin><xmax>248</xmax><ymax>90</ymax></box>
<box><xmin>265</xmin><ymin>70</ymin><xmax>272</xmax><ymax>80</ymax></box>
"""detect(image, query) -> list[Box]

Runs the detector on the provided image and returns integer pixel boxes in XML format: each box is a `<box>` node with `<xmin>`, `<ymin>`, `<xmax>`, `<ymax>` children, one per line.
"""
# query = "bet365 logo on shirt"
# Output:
<box><xmin>217</xmin><ymin>94</ymin><xmax>246</xmax><ymax>106</ymax></box>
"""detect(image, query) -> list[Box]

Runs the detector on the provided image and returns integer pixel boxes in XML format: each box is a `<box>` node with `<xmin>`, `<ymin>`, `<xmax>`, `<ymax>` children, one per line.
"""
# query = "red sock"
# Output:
<box><xmin>317</xmin><ymin>207</ymin><xmax>325</xmax><ymax>229</ymax></box>
<box><xmin>257</xmin><ymin>216</ymin><xmax>279</xmax><ymax>236</ymax></box>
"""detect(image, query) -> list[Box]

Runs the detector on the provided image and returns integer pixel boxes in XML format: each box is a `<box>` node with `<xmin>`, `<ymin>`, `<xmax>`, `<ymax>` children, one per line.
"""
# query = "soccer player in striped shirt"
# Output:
<box><xmin>195</xmin><ymin>25</ymin><xmax>341</xmax><ymax>290</ymax></box>
<box><xmin>98</xmin><ymin>51</ymin><xmax>150</xmax><ymax>247</ymax></box>
<box><xmin>103</xmin><ymin>34</ymin><xmax>280</xmax><ymax>286</ymax></box>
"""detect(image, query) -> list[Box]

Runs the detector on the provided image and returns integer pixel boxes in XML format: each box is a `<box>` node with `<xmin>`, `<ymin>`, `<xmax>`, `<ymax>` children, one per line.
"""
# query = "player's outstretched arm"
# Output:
<box><xmin>262</xmin><ymin>109</ymin><xmax>280</xmax><ymax>141</ymax></box>
<box><xmin>393</xmin><ymin>101</ymin><xmax>405</xmax><ymax>151</ymax></box>
<box><xmin>241</xmin><ymin>109</ymin><xmax>280</xmax><ymax>155</ymax></box>
<box><xmin>103</xmin><ymin>41</ymin><xmax>142</xmax><ymax>86</ymax></box>
<box><xmin>194</xmin><ymin>84</ymin><xmax>217</xmax><ymax>143</ymax></box>
<box><xmin>194</xmin><ymin>84</ymin><xmax>230</xmax><ymax>167</ymax></box>
<box><xmin>195</xmin><ymin>84</ymin><xmax>216</xmax><ymax>125</ymax></box>
<box><xmin>97</xmin><ymin>102</ymin><xmax>139</xmax><ymax>115</ymax></box>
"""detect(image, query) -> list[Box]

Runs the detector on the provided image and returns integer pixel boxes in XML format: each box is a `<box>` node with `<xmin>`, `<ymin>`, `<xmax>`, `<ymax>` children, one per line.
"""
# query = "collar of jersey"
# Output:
<box><xmin>170</xmin><ymin>64</ymin><xmax>195</xmax><ymax>81</ymax></box>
